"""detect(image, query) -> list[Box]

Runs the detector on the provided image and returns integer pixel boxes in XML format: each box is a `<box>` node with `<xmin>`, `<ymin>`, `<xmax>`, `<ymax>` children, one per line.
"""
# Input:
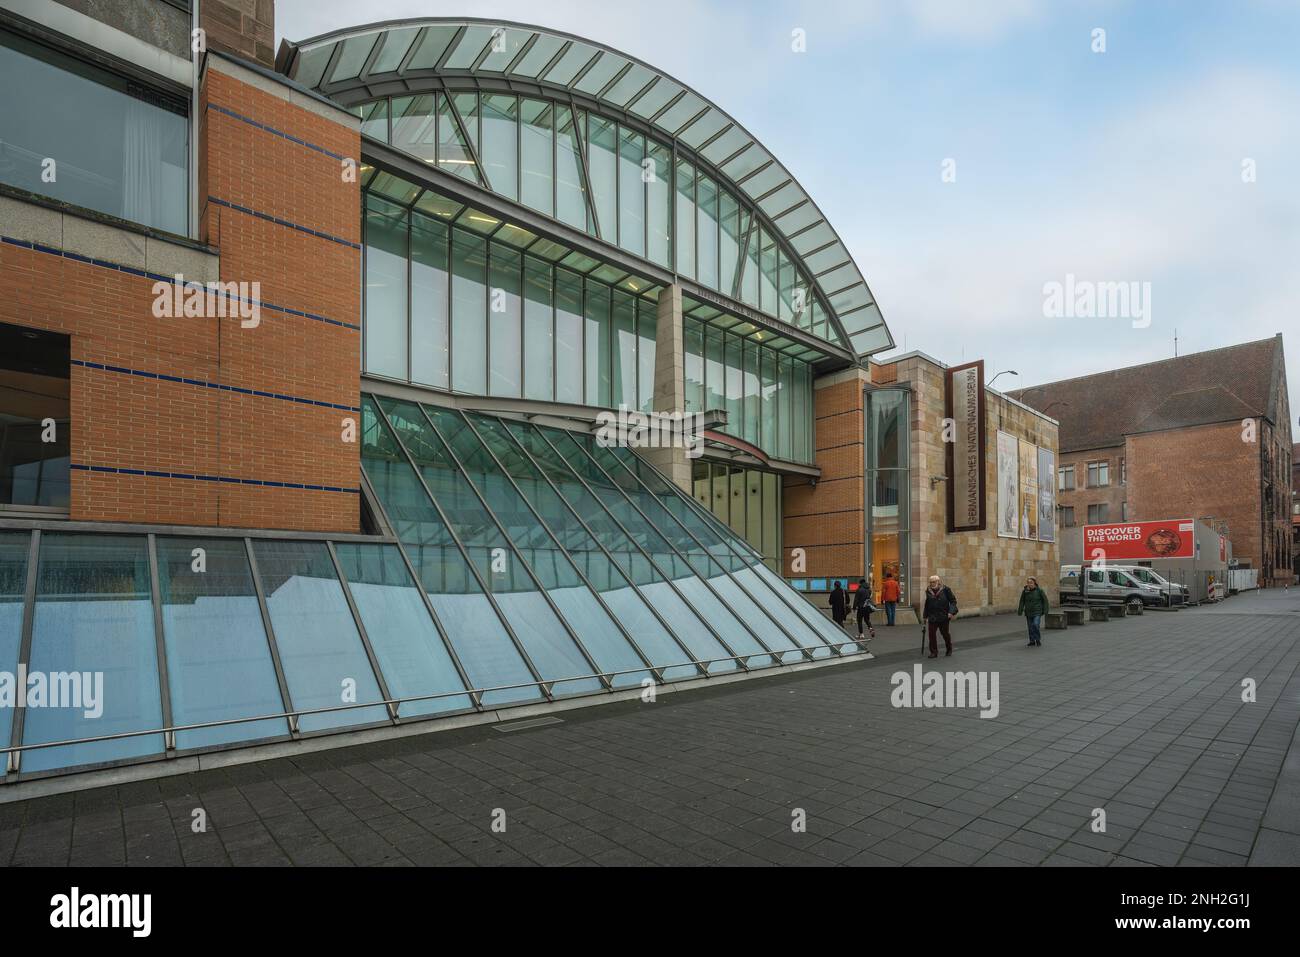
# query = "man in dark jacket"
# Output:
<box><xmin>829</xmin><ymin>581</ymin><xmax>848</xmax><ymax>629</ymax></box>
<box><xmin>1017</xmin><ymin>576</ymin><xmax>1049</xmax><ymax>646</ymax></box>
<box><xmin>853</xmin><ymin>578</ymin><xmax>876</xmax><ymax>641</ymax></box>
<box><xmin>922</xmin><ymin>575</ymin><xmax>957</xmax><ymax>658</ymax></box>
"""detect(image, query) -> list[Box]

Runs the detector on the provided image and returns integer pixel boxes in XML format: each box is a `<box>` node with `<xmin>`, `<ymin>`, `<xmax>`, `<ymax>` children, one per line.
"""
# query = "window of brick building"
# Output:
<box><xmin>1119</xmin><ymin>457</ymin><xmax>1126</xmax><ymax>485</ymax></box>
<box><xmin>1061</xmin><ymin>506</ymin><xmax>1075</xmax><ymax>527</ymax></box>
<box><xmin>1087</xmin><ymin>461</ymin><xmax>1109</xmax><ymax>488</ymax></box>
<box><xmin>1</xmin><ymin>322</ymin><xmax>70</xmax><ymax>513</ymax></box>
<box><xmin>1058</xmin><ymin>465</ymin><xmax>1075</xmax><ymax>491</ymax></box>
<box><xmin>1088</xmin><ymin>503</ymin><xmax>1109</xmax><ymax>524</ymax></box>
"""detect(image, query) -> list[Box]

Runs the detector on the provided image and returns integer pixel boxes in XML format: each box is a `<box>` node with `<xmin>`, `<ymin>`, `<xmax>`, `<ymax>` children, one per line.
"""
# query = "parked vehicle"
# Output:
<box><xmin>1111</xmin><ymin>565</ymin><xmax>1188</xmax><ymax>604</ymax></box>
<box><xmin>1059</xmin><ymin>565</ymin><xmax>1168</xmax><ymax>611</ymax></box>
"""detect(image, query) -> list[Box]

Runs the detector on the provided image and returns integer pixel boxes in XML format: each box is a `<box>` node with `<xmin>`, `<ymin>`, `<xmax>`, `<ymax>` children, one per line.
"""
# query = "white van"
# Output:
<box><xmin>1060</xmin><ymin>565</ymin><xmax>1168</xmax><ymax>610</ymax></box>
<box><xmin>1112</xmin><ymin>565</ymin><xmax>1188</xmax><ymax>604</ymax></box>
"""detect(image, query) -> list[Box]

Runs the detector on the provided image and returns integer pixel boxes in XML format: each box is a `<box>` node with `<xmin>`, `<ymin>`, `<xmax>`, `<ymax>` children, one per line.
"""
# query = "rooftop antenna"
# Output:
<box><xmin>1174</xmin><ymin>328</ymin><xmax>1178</xmax><ymax>357</ymax></box>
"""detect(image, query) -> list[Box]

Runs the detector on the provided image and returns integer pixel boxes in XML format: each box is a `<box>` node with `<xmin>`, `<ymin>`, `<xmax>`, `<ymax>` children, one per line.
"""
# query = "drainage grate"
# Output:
<box><xmin>492</xmin><ymin>716</ymin><xmax>565</xmax><ymax>733</ymax></box>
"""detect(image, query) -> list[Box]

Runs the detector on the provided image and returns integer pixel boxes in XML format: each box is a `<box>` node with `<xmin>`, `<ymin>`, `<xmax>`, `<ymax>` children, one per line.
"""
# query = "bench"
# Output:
<box><xmin>1125</xmin><ymin>602</ymin><xmax>1144</xmax><ymax>616</ymax></box>
<box><xmin>1044</xmin><ymin>611</ymin><xmax>1068</xmax><ymax>629</ymax></box>
<box><xmin>1107</xmin><ymin>605</ymin><xmax>1128</xmax><ymax>619</ymax></box>
<box><xmin>1064</xmin><ymin>607</ymin><xmax>1087</xmax><ymax>626</ymax></box>
<box><xmin>1089</xmin><ymin>606</ymin><xmax>1112</xmax><ymax>622</ymax></box>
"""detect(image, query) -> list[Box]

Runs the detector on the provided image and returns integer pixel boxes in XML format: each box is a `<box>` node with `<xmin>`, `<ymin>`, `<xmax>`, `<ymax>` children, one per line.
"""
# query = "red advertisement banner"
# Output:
<box><xmin>1083</xmin><ymin>519</ymin><xmax>1195</xmax><ymax>560</ymax></box>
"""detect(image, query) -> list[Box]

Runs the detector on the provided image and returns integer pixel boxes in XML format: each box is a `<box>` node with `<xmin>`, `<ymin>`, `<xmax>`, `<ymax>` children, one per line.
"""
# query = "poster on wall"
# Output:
<box><xmin>996</xmin><ymin>431</ymin><xmax>1019</xmax><ymax>538</ymax></box>
<box><xmin>944</xmin><ymin>360</ymin><xmax>986</xmax><ymax>532</ymax></box>
<box><xmin>1018</xmin><ymin>439</ymin><xmax>1038</xmax><ymax>540</ymax></box>
<box><xmin>1037</xmin><ymin>447</ymin><xmax>1056</xmax><ymax>542</ymax></box>
<box><xmin>1083</xmin><ymin>519</ymin><xmax>1196</xmax><ymax>560</ymax></box>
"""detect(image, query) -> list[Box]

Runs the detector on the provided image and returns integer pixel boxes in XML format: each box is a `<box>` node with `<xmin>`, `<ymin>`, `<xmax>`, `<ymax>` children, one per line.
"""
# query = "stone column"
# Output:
<box><xmin>642</xmin><ymin>283</ymin><xmax>692</xmax><ymax>491</ymax></box>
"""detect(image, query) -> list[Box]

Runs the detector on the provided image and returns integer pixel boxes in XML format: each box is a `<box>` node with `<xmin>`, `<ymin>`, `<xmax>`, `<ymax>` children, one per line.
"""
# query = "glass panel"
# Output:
<box><xmin>763</xmin><ymin>472</ymin><xmax>780</xmax><ymax>569</ymax></box>
<box><xmin>404</xmin><ymin>25</ymin><xmax>459</xmax><ymax>70</ymax></box>
<box><xmin>554</xmin><ymin>106</ymin><xmax>588</xmax><ymax>231</ymax></box>
<box><xmin>705</xmin><ymin>327</ymin><xmax>725</xmax><ymax>412</ymax></box>
<box><xmin>759</xmin><ymin>230</ymin><xmax>778</xmax><ymax>316</ymax></box>
<box><xmin>22</xmin><ymin>534</ymin><xmax>162</xmax><ymax>772</ymax></box>
<box><xmin>523</xmin><ymin>255</ymin><xmax>554</xmax><ymax>401</ymax></box>
<box><xmin>696</xmin><ymin>174</ymin><xmax>719</xmax><ymax>290</ymax></box>
<box><xmin>675</xmin><ymin>159</ymin><xmax>695</xmax><ymax>279</ymax></box>
<box><xmin>683</xmin><ymin>318</ymin><xmax>704</xmax><ymax>414</ymax></box>
<box><xmin>329</xmin><ymin>34</ymin><xmax>376</xmax><ymax>82</ymax></box>
<box><xmin>587</xmin><ymin>116</ymin><xmax>617</xmax><ymax>241</ymax></box>
<box><xmin>252</xmin><ymin>540</ymin><xmax>387</xmax><ymax>733</ymax></box>
<box><xmin>742</xmin><ymin>220</ymin><xmax>760</xmax><ymax>307</ymax></box>
<box><xmin>360</xmin><ymin>399</ymin><xmax>539</xmax><ymax>706</ymax></box>
<box><xmin>779</xmin><ymin>356</ymin><xmax>794</xmax><ymax>459</ymax></box>
<box><xmin>436</xmin><ymin>94</ymin><xmax>478</xmax><ymax>182</ymax></box>
<box><xmin>488</xmin><ymin>245</ymin><xmax>522</xmax><ymax>398</ymax></box>
<box><xmin>720</xmin><ymin>189</ymin><xmax>740</xmax><ymax>295</ymax></box>
<box><xmin>760</xmin><ymin>350</ymin><xmax>778</xmax><ymax>453</ymax></box>
<box><xmin>445</xmin><ymin>26</ymin><xmax>495</xmax><ymax>69</ymax></box>
<box><xmin>0</xmin><ymin>30</ymin><xmax>188</xmax><ymax>234</ymax></box>
<box><xmin>745</xmin><ymin>470</ymin><xmax>762</xmax><ymax>553</ymax></box>
<box><xmin>480</xmin><ymin>93</ymin><xmax>518</xmax><ymax>200</ymax></box>
<box><xmin>361</xmin><ymin>195</ymin><xmax>405</xmax><ymax>382</ymax></box>
<box><xmin>725</xmin><ymin>335</ymin><xmax>743</xmax><ymax>438</ymax></box>
<box><xmin>636</xmin><ymin>300</ymin><xmax>656</xmax><ymax>414</ymax></box>
<box><xmin>391</xmin><ymin>93</ymin><xmax>437</xmax><ymax>164</ymax></box>
<box><xmin>0</xmin><ymin>323</ymin><xmax>70</xmax><ymax>508</ymax></box>
<box><xmin>617</xmin><ymin>127</ymin><xmax>645</xmax><ymax>257</ymax></box>
<box><xmin>612</xmin><ymin>290</ymin><xmax>637</xmax><ymax>411</ymax></box>
<box><xmin>646</xmin><ymin>142</ymin><xmax>672</xmax><ymax>267</ymax></box>
<box><xmin>450</xmin><ymin>228</ymin><xmax>487</xmax><ymax>394</ymax></box>
<box><xmin>156</xmin><ymin>537</ymin><xmax>288</xmax><ymax>750</ymax></box>
<box><xmin>371</xmin><ymin>27</ymin><xmax>419</xmax><ymax>73</ymax></box>
<box><xmin>410</xmin><ymin>212</ymin><xmax>450</xmax><ymax>389</ymax></box>
<box><xmin>555</xmin><ymin>268</ymin><xmax>584</xmax><ymax>404</ymax></box>
<box><xmin>335</xmin><ymin>543</ymin><xmax>472</xmax><ymax>717</ymax></box>
<box><xmin>360</xmin><ymin>99</ymin><xmax>389</xmax><ymax>141</ymax></box>
<box><xmin>584</xmin><ymin>282</ymin><xmax>611</xmax><ymax>407</ymax></box>
<box><xmin>778</xmin><ymin>249</ymin><xmax>793</xmax><ymax>322</ymax></box>
<box><xmin>743</xmin><ymin>339</ymin><xmax>760</xmax><ymax>445</ymax></box>
<box><xmin>512</xmin><ymin>34</ymin><xmax>566</xmax><ymax>77</ymax></box>
<box><xmin>543</xmin><ymin>41</ymin><xmax>598</xmax><ymax>86</ymax></box>
<box><xmin>520</xmin><ymin>99</ymin><xmax>554</xmax><ymax>215</ymax></box>
<box><xmin>0</xmin><ymin>531</ymin><xmax>30</xmax><ymax>747</ymax></box>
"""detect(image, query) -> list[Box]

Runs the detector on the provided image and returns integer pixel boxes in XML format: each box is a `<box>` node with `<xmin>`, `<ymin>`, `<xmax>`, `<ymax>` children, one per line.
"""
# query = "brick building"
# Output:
<box><xmin>1009</xmin><ymin>336</ymin><xmax>1294</xmax><ymax>585</ymax></box>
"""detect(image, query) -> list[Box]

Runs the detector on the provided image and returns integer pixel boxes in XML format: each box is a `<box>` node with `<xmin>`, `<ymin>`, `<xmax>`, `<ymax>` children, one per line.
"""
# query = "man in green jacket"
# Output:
<box><xmin>1017</xmin><ymin>576</ymin><xmax>1050</xmax><ymax>647</ymax></box>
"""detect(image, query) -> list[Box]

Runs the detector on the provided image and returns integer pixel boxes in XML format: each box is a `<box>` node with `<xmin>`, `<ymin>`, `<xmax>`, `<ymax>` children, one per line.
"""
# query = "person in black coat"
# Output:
<box><xmin>852</xmin><ymin>578</ymin><xmax>876</xmax><ymax>641</ymax></box>
<box><xmin>829</xmin><ymin>581</ymin><xmax>848</xmax><ymax>629</ymax></box>
<box><xmin>922</xmin><ymin>574</ymin><xmax>958</xmax><ymax>658</ymax></box>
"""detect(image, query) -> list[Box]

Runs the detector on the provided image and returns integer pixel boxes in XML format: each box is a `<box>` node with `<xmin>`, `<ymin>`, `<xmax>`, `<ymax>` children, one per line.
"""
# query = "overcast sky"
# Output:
<box><xmin>277</xmin><ymin>0</ymin><xmax>1300</xmax><ymax>420</ymax></box>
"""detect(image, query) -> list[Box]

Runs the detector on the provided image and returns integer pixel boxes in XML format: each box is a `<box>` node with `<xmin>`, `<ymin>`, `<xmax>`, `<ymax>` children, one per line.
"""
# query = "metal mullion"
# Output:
<box><xmin>417</xmin><ymin>404</ymin><xmax>612</xmax><ymax>691</ymax></box>
<box><xmin>370</xmin><ymin>397</ymin><xmax>551</xmax><ymax>697</ymax></box>
<box><xmin>532</xmin><ymin>426</ymin><xmax>760</xmax><ymax>670</ymax></box>
<box><xmin>596</xmin><ymin>61</ymin><xmax>633</xmax><ymax>100</ymax></box>
<box><xmin>5</xmin><ymin>529</ymin><xmax>39</xmax><ymax>774</ymax></box>
<box><xmin>648</xmin><ymin>89</ymin><xmax>685</xmax><ymax>125</ymax></box>
<box><xmin>583</xmin><ymin>438</ymin><xmax>810</xmax><ymax>663</ymax></box>
<box><xmin>405</xmin><ymin>205</ymin><xmax>413</xmax><ymax>383</ymax></box>
<box><xmin>244</xmin><ymin>537</ymin><xmax>300</xmax><ymax>737</ymax></box>
<box><xmin>146</xmin><ymin>534</ymin><xmax>177</xmax><ymax>752</ymax></box>
<box><xmin>458</xmin><ymin>412</ymin><xmax>663</xmax><ymax>681</ymax></box>
<box><xmin>434</xmin><ymin>25</ymin><xmax>467</xmax><ymax>73</ymax></box>
<box><xmin>570</xmin><ymin>98</ymin><xmax>602</xmax><ymax>239</ymax></box>
<box><xmin>395</xmin><ymin>26</ymin><xmax>429</xmax><ymax>75</ymax></box>
<box><xmin>326</xmin><ymin>540</ymin><xmax>400</xmax><ymax>723</ymax></box>
<box><xmin>482</xmin><ymin>415</ymin><xmax>704</xmax><ymax>677</ymax></box>
<box><xmin>355</xmin><ymin>447</ymin><xmax>481</xmax><ymax>708</ymax></box>
<box><xmin>503</xmin><ymin>33</ymin><xmax>539</xmax><ymax>75</ymax></box>
<box><xmin>447</xmin><ymin>91</ymin><xmax>492</xmax><ymax>193</ymax></box>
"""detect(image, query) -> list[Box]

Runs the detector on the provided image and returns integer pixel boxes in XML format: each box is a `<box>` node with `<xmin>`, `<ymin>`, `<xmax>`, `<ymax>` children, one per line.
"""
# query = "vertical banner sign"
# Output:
<box><xmin>1037</xmin><ymin>447</ymin><xmax>1056</xmax><ymax>543</ymax></box>
<box><xmin>1018</xmin><ymin>439</ymin><xmax>1037</xmax><ymax>540</ymax></box>
<box><xmin>996</xmin><ymin>430</ymin><xmax>1019</xmax><ymax>538</ymax></box>
<box><xmin>945</xmin><ymin>360</ymin><xmax>986</xmax><ymax>532</ymax></box>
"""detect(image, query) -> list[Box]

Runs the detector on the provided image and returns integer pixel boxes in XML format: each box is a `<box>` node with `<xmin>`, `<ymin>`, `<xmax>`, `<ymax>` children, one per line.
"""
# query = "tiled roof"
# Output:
<box><xmin>1008</xmin><ymin>335</ymin><xmax>1285</xmax><ymax>453</ymax></box>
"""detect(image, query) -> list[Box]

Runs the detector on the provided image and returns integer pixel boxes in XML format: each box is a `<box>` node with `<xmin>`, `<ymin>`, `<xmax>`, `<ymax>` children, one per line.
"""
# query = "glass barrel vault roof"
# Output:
<box><xmin>277</xmin><ymin>18</ymin><xmax>893</xmax><ymax>359</ymax></box>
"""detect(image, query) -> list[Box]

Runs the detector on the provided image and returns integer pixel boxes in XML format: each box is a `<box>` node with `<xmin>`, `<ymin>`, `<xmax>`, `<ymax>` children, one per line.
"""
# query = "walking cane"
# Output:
<box><xmin>920</xmin><ymin>617</ymin><xmax>926</xmax><ymax>657</ymax></box>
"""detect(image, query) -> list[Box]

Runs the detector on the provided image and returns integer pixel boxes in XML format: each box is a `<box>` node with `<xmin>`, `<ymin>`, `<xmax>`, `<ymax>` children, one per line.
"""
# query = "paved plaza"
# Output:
<box><xmin>3</xmin><ymin>588</ymin><xmax>1299</xmax><ymax>867</ymax></box>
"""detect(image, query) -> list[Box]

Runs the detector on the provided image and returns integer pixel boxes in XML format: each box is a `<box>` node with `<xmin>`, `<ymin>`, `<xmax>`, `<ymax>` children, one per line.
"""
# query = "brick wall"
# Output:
<box><xmin>1057</xmin><ymin>445</ymin><xmax>1127</xmax><ymax>527</ymax></box>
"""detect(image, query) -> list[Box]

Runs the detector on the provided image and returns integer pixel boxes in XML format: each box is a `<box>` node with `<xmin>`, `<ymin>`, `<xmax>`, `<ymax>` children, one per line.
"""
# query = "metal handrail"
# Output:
<box><xmin>1</xmin><ymin>643</ymin><xmax>870</xmax><ymax>757</ymax></box>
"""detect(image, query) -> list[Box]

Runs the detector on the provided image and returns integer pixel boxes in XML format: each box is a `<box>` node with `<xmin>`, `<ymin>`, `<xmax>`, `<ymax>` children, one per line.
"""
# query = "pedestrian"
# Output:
<box><xmin>829</xmin><ymin>581</ymin><xmax>848</xmax><ymax>630</ymax></box>
<box><xmin>1017</xmin><ymin>576</ymin><xmax>1049</xmax><ymax>647</ymax></box>
<box><xmin>880</xmin><ymin>572</ymin><xmax>900</xmax><ymax>626</ymax></box>
<box><xmin>922</xmin><ymin>574</ymin><xmax>958</xmax><ymax>658</ymax></box>
<box><xmin>853</xmin><ymin>578</ymin><xmax>876</xmax><ymax>641</ymax></box>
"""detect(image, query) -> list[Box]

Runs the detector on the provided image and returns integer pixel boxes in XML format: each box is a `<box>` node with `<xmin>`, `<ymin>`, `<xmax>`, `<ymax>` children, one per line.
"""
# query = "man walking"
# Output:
<box><xmin>922</xmin><ymin>575</ymin><xmax>958</xmax><ymax>658</ymax></box>
<box><xmin>829</xmin><ymin>581</ymin><xmax>848</xmax><ymax>631</ymax></box>
<box><xmin>853</xmin><ymin>578</ymin><xmax>876</xmax><ymax>642</ymax></box>
<box><xmin>880</xmin><ymin>572</ymin><xmax>900</xmax><ymax>626</ymax></box>
<box><xmin>1017</xmin><ymin>576</ymin><xmax>1049</xmax><ymax>646</ymax></box>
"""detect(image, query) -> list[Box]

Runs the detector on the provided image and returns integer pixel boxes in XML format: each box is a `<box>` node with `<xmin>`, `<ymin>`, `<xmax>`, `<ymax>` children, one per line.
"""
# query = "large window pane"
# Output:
<box><xmin>360</xmin><ymin>99</ymin><xmax>389</xmax><ymax>141</ymax></box>
<box><xmin>646</xmin><ymin>142</ymin><xmax>672</xmax><ymax>267</ymax></box>
<box><xmin>584</xmin><ymin>282</ymin><xmax>611</xmax><ymax>407</ymax></box>
<box><xmin>436</xmin><ymin>94</ymin><xmax>478</xmax><ymax>182</ymax></box>
<box><xmin>523</xmin><ymin>255</ymin><xmax>554</xmax><ymax>401</ymax></box>
<box><xmin>675</xmin><ymin>159</ymin><xmax>695</xmax><ymax>278</ymax></box>
<box><xmin>252</xmin><ymin>540</ymin><xmax>388</xmax><ymax>733</ymax></box>
<box><xmin>636</xmin><ymin>300</ymin><xmax>656</xmax><ymax>414</ymax></box>
<box><xmin>555</xmin><ymin>107</ymin><xmax>589</xmax><ymax>231</ymax></box>
<box><xmin>555</xmin><ymin>269</ymin><xmax>584</xmax><ymax>404</ymax></box>
<box><xmin>696</xmin><ymin>175</ymin><xmax>719</xmax><ymax>289</ymax></box>
<box><xmin>760</xmin><ymin>350</ymin><xmax>778</xmax><ymax>454</ymax></box>
<box><xmin>451</xmin><ymin>229</ymin><xmax>488</xmax><ymax>394</ymax></box>
<box><xmin>725</xmin><ymin>335</ymin><xmax>743</xmax><ymax>438</ymax></box>
<box><xmin>684</xmin><ymin>318</ymin><xmax>705</xmax><ymax>414</ymax></box>
<box><xmin>705</xmin><ymin>328</ymin><xmax>725</xmax><ymax>412</ymax></box>
<box><xmin>587</xmin><ymin>116</ymin><xmax>617</xmax><ymax>241</ymax></box>
<box><xmin>759</xmin><ymin>229</ymin><xmax>778</xmax><ymax>315</ymax></box>
<box><xmin>0</xmin><ymin>531</ymin><xmax>31</xmax><ymax>747</ymax></box>
<box><xmin>410</xmin><ymin>212</ymin><xmax>450</xmax><ymax>389</ymax></box>
<box><xmin>741</xmin><ymin>218</ymin><xmax>760</xmax><ymax>307</ymax></box>
<box><xmin>480</xmin><ymin>94</ymin><xmax>518</xmax><ymax>200</ymax></box>
<box><xmin>720</xmin><ymin>189</ymin><xmax>740</xmax><ymax>295</ymax></box>
<box><xmin>335</xmin><ymin>543</ymin><xmax>472</xmax><ymax>718</ymax></box>
<box><xmin>488</xmin><ymin>245</ymin><xmax>522</xmax><ymax>397</ymax></box>
<box><xmin>364</xmin><ymin>196</ymin><xmax>408</xmax><ymax>380</ymax></box>
<box><xmin>520</xmin><ymin>99</ymin><xmax>554</xmax><ymax>215</ymax></box>
<box><xmin>779</xmin><ymin>356</ymin><xmax>794</xmax><ymax>459</ymax></box>
<box><xmin>22</xmin><ymin>534</ymin><xmax>163</xmax><ymax>772</ymax></box>
<box><xmin>392</xmin><ymin>93</ymin><xmax>438</xmax><ymax>164</ymax></box>
<box><xmin>742</xmin><ymin>339</ymin><xmax>760</xmax><ymax>446</ymax></box>
<box><xmin>612</xmin><ymin>290</ymin><xmax>637</xmax><ymax>410</ymax></box>
<box><xmin>617</xmin><ymin>127</ymin><xmax>645</xmax><ymax>257</ymax></box>
<box><xmin>157</xmin><ymin>537</ymin><xmax>288</xmax><ymax>750</ymax></box>
<box><xmin>0</xmin><ymin>29</ymin><xmax>187</xmax><ymax>234</ymax></box>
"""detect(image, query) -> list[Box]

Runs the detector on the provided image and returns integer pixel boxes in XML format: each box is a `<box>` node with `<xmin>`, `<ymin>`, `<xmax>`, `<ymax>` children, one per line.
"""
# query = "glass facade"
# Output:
<box><xmin>866</xmin><ymin>388</ymin><xmax>910</xmax><ymax>606</ymax></box>
<box><xmin>0</xmin><ymin>28</ymin><xmax>189</xmax><ymax>235</ymax></box>
<box><xmin>691</xmin><ymin>463</ymin><xmax>782</xmax><ymax>572</ymax></box>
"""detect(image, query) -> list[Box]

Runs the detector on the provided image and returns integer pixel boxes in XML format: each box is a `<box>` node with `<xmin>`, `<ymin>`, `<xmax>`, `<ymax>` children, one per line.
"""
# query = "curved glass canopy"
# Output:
<box><xmin>277</xmin><ymin>18</ymin><xmax>893</xmax><ymax>359</ymax></box>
